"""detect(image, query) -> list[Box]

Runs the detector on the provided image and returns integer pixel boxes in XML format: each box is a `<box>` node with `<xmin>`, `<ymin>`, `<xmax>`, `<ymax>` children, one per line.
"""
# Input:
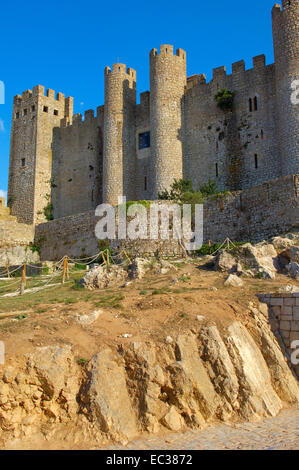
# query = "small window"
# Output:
<box><xmin>31</xmin><ymin>105</ymin><xmax>35</xmax><ymax>112</ymax></box>
<box><xmin>139</xmin><ymin>131</ymin><xmax>150</xmax><ymax>149</ymax></box>
<box><xmin>43</xmin><ymin>106</ymin><xmax>48</xmax><ymax>113</ymax></box>
<box><xmin>144</xmin><ymin>176</ymin><xmax>147</xmax><ymax>191</ymax></box>
<box><xmin>216</xmin><ymin>163</ymin><xmax>219</xmax><ymax>178</ymax></box>
<box><xmin>254</xmin><ymin>154</ymin><xmax>258</xmax><ymax>169</ymax></box>
<box><xmin>249</xmin><ymin>98</ymin><xmax>252</xmax><ymax>112</ymax></box>
<box><xmin>23</xmin><ymin>109</ymin><xmax>27</xmax><ymax>116</ymax></box>
<box><xmin>254</xmin><ymin>96</ymin><xmax>258</xmax><ymax>111</ymax></box>
<box><xmin>21</xmin><ymin>158</ymin><xmax>26</xmax><ymax>168</ymax></box>
<box><xmin>54</xmin><ymin>109</ymin><xmax>59</xmax><ymax>116</ymax></box>
<box><xmin>15</xmin><ymin>112</ymin><xmax>20</xmax><ymax>119</ymax></box>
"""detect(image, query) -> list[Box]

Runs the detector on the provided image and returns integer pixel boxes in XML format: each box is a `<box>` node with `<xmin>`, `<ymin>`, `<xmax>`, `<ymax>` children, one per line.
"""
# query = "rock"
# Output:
<box><xmin>271</xmin><ymin>237</ymin><xmax>294</xmax><ymax>251</ymax></box>
<box><xmin>161</xmin><ymin>406</ymin><xmax>185</xmax><ymax>431</ymax></box>
<box><xmin>196</xmin><ymin>315</ymin><xmax>206</xmax><ymax>322</ymax></box>
<box><xmin>75</xmin><ymin>310</ymin><xmax>102</xmax><ymax>326</ymax></box>
<box><xmin>224</xmin><ymin>274</ymin><xmax>244</xmax><ymax>287</ymax></box>
<box><xmin>282</xmin><ymin>246</ymin><xmax>299</xmax><ymax>263</ymax></box>
<box><xmin>286</xmin><ymin>262</ymin><xmax>299</xmax><ymax>280</ymax></box>
<box><xmin>85</xmin><ymin>349</ymin><xmax>138</xmax><ymax>441</ymax></box>
<box><xmin>225</xmin><ymin>322</ymin><xmax>282</xmax><ymax>419</ymax></box>
<box><xmin>214</xmin><ymin>251</ymin><xmax>236</xmax><ymax>272</ymax></box>
<box><xmin>199</xmin><ymin>325</ymin><xmax>239</xmax><ymax>410</ymax></box>
<box><xmin>211</xmin><ymin>286</ymin><xmax>218</xmax><ymax>291</ymax></box>
<box><xmin>122</xmin><ymin>334</ymin><xmax>132</xmax><ymax>338</ymax></box>
<box><xmin>80</xmin><ymin>265</ymin><xmax>128</xmax><ymax>289</ymax></box>
<box><xmin>237</xmin><ymin>243</ymin><xmax>278</xmax><ymax>279</ymax></box>
<box><xmin>171</xmin><ymin>334</ymin><xmax>221</xmax><ymax>422</ymax></box>
<box><xmin>279</xmin><ymin>284</ymin><xmax>299</xmax><ymax>293</ymax></box>
<box><xmin>166</xmin><ymin>336</ymin><xmax>173</xmax><ymax>344</ymax></box>
<box><xmin>129</xmin><ymin>258</ymin><xmax>152</xmax><ymax>280</ymax></box>
<box><xmin>129</xmin><ymin>258</ymin><xmax>176</xmax><ymax>280</ymax></box>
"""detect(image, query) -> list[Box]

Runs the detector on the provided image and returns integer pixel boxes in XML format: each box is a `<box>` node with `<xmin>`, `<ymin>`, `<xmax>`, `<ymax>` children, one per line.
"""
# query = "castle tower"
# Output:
<box><xmin>272</xmin><ymin>0</ymin><xmax>299</xmax><ymax>177</ymax></box>
<box><xmin>7</xmin><ymin>86</ymin><xmax>73</xmax><ymax>224</ymax></box>
<box><xmin>150</xmin><ymin>45</ymin><xmax>186</xmax><ymax>198</ymax></box>
<box><xmin>103</xmin><ymin>64</ymin><xmax>136</xmax><ymax>205</ymax></box>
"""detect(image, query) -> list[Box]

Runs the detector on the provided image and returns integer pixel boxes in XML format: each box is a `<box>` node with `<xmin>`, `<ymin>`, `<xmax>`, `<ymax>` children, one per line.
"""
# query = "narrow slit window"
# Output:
<box><xmin>254</xmin><ymin>96</ymin><xmax>258</xmax><ymax>111</ymax></box>
<box><xmin>261</xmin><ymin>129</ymin><xmax>264</xmax><ymax>140</ymax></box>
<box><xmin>54</xmin><ymin>109</ymin><xmax>59</xmax><ymax>116</ymax></box>
<box><xmin>254</xmin><ymin>154</ymin><xmax>258</xmax><ymax>169</ymax></box>
<box><xmin>31</xmin><ymin>105</ymin><xmax>35</xmax><ymax>112</ymax></box>
<box><xmin>144</xmin><ymin>176</ymin><xmax>147</xmax><ymax>191</ymax></box>
<box><xmin>23</xmin><ymin>109</ymin><xmax>27</xmax><ymax>116</ymax></box>
<box><xmin>43</xmin><ymin>106</ymin><xmax>48</xmax><ymax>113</ymax></box>
<box><xmin>15</xmin><ymin>112</ymin><xmax>20</xmax><ymax>119</ymax></box>
<box><xmin>216</xmin><ymin>163</ymin><xmax>219</xmax><ymax>177</ymax></box>
<box><xmin>216</xmin><ymin>142</ymin><xmax>219</xmax><ymax>152</ymax></box>
<box><xmin>249</xmin><ymin>98</ymin><xmax>252</xmax><ymax>112</ymax></box>
<box><xmin>21</xmin><ymin>158</ymin><xmax>25</xmax><ymax>168</ymax></box>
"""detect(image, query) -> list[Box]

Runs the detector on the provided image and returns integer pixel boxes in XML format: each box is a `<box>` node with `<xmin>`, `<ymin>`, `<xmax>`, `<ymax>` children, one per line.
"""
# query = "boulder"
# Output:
<box><xmin>161</xmin><ymin>406</ymin><xmax>185</xmax><ymax>431</ymax></box>
<box><xmin>224</xmin><ymin>274</ymin><xmax>244</xmax><ymax>287</ymax></box>
<box><xmin>282</xmin><ymin>246</ymin><xmax>299</xmax><ymax>263</ymax></box>
<box><xmin>271</xmin><ymin>237</ymin><xmax>294</xmax><ymax>251</ymax></box>
<box><xmin>80</xmin><ymin>265</ymin><xmax>128</xmax><ymax>289</ymax></box>
<box><xmin>75</xmin><ymin>310</ymin><xmax>102</xmax><ymax>326</ymax></box>
<box><xmin>214</xmin><ymin>251</ymin><xmax>236</xmax><ymax>272</ymax></box>
<box><xmin>286</xmin><ymin>262</ymin><xmax>299</xmax><ymax>280</ymax></box>
<box><xmin>237</xmin><ymin>243</ymin><xmax>278</xmax><ymax>279</ymax></box>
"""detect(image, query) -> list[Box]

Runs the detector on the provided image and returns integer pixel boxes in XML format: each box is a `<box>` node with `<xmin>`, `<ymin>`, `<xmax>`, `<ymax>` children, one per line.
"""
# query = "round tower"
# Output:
<box><xmin>150</xmin><ymin>45</ymin><xmax>187</xmax><ymax>198</ymax></box>
<box><xmin>103</xmin><ymin>64</ymin><xmax>136</xmax><ymax>205</ymax></box>
<box><xmin>272</xmin><ymin>0</ymin><xmax>299</xmax><ymax>177</ymax></box>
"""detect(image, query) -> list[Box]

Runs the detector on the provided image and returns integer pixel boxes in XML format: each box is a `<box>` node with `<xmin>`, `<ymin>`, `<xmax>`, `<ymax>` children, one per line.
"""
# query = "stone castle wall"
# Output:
<box><xmin>51</xmin><ymin>109</ymin><xmax>104</xmax><ymax>219</ymax></box>
<box><xmin>258</xmin><ymin>292</ymin><xmax>299</xmax><ymax>378</ymax></box>
<box><xmin>35</xmin><ymin>174</ymin><xmax>299</xmax><ymax>261</ymax></box>
<box><xmin>6</xmin><ymin>2</ymin><xmax>299</xmax><ymax>225</ymax></box>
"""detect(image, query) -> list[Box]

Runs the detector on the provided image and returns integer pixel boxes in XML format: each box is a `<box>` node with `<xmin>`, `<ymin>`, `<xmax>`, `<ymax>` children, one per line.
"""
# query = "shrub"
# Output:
<box><xmin>215</xmin><ymin>88</ymin><xmax>235</xmax><ymax>112</ymax></box>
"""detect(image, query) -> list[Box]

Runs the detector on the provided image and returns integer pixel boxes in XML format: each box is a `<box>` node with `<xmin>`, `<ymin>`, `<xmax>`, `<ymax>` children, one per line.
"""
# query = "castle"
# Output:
<box><xmin>6</xmin><ymin>1</ymin><xmax>299</xmax><ymax>227</ymax></box>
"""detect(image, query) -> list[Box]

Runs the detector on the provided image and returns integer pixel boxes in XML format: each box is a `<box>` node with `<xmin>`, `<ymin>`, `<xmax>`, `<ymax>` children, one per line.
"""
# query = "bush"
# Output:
<box><xmin>215</xmin><ymin>88</ymin><xmax>235</xmax><ymax>111</ymax></box>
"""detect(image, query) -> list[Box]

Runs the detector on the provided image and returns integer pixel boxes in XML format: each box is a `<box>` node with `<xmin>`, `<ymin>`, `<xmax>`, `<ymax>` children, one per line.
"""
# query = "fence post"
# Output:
<box><xmin>62</xmin><ymin>256</ymin><xmax>68</xmax><ymax>284</ymax></box>
<box><xmin>20</xmin><ymin>264</ymin><xmax>26</xmax><ymax>295</ymax></box>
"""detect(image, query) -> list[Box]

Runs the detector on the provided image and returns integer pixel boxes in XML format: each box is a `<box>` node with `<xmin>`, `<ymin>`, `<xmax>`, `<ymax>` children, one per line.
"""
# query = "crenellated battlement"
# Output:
<box><xmin>150</xmin><ymin>45</ymin><xmax>186</xmax><ymax>61</ymax></box>
<box><xmin>105</xmin><ymin>64</ymin><xmax>136</xmax><ymax>81</ymax></box>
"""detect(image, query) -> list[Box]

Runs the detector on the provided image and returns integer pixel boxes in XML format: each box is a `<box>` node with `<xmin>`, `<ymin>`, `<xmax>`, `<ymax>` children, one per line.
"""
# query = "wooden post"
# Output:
<box><xmin>62</xmin><ymin>256</ymin><xmax>68</xmax><ymax>284</ymax></box>
<box><xmin>106</xmin><ymin>250</ymin><xmax>110</xmax><ymax>267</ymax></box>
<box><xmin>20</xmin><ymin>264</ymin><xmax>26</xmax><ymax>295</ymax></box>
<box><xmin>66</xmin><ymin>256</ymin><xmax>69</xmax><ymax>280</ymax></box>
<box><xmin>209</xmin><ymin>240</ymin><xmax>211</xmax><ymax>254</ymax></box>
<box><xmin>101</xmin><ymin>251</ymin><xmax>107</xmax><ymax>266</ymax></box>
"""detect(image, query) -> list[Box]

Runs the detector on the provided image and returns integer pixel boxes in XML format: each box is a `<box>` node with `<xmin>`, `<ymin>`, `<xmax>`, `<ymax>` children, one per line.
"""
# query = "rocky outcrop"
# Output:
<box><xmin>1</xmin><ymin>311</ymin><xmax>299</xmax><ymax>448</ymax></box>
<box><xmin>80</xmin><ymin>265</ymin><xmax>128</xmax><ymax>289</ymax></box>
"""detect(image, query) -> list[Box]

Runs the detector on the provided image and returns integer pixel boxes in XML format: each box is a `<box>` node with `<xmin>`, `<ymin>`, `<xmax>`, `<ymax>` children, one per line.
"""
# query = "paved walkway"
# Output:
<box><xmin>104</xmin><ymin>409</ymin><xmax>299</xmax><ymax>450</ymax></box>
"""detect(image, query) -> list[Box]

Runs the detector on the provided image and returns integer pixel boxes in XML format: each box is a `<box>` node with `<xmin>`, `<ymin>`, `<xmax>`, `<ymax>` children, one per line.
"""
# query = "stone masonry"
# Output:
<box><xmin>258</xmin><ymin>292</ymin><xmax>299</xmax><ymax>378</ymax></box>
<box><xmin>6</xmin><ymin>1</ymin><xmax>299</xmax><ymax>225</ymax></box>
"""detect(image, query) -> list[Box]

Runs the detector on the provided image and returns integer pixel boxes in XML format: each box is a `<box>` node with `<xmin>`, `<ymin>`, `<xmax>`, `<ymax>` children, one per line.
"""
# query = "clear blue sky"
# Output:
<box><xmin>0</xmin><ymin>0</ymin><xmax>279</xmax><ymax>199</ymax></box>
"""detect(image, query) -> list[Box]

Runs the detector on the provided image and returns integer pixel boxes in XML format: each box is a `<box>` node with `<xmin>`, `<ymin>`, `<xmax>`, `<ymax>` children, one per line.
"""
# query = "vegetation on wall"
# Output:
<box><xmin>158</xmin><ymin>178</ymin><xmax>227</xmax><ymax>204</ymax></box>
<box><xmin>214</xmin><ymin>88</ymin><xmax>235</xmax><ymax>112</ymax></box>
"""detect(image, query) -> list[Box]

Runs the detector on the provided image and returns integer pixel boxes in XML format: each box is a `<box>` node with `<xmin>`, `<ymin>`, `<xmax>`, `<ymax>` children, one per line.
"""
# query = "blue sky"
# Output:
<box><xmin>0</xmin><ymin>0</ymin><xmax>279</xmax><ymax>199</ymax></box>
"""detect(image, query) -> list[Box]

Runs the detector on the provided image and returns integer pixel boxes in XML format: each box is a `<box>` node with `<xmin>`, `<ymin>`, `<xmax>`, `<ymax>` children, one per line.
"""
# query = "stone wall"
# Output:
<box><xmin>258</xmin><ymin>292</ymin><xmax>299</xmax><ymax>378</ymax></box>
<box><xmin>51</xmin><ymin>109</ymin><xmax>104</xmax><ymax>219</ymax></box>
<box><xmin>35</xmin><ymin>174</ymin><xmax>299</xmax><ymax>261</ymax></box>
<box><xmin>0</xmin><ymin>220</ymin><xmax>34</xmax><ymax>248</ymax></box>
